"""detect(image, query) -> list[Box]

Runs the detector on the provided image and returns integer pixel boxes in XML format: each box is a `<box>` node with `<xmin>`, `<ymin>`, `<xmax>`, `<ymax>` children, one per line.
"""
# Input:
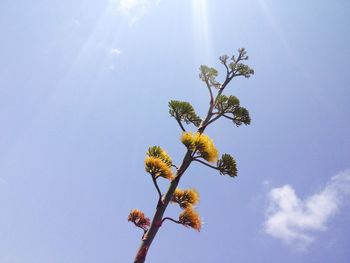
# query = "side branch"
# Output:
<box><xmin>132</xmin><ymin>222</ymin><xmax>148</xmax><ymax>233</ymax></box>
<box><xmin>193</xmin><ymin>158</ymin><xmax>220</xmax><ymax>171</ymax></box>
<box><xmin>220</xmin><ymin>49</ymin><xmax>249</xmax><ymax>92</ymax></box>
<box><xmin>152</xmin><ymin>177</ymin><xmax>162</xmax><ymax>203</ymax></box>
<box><xmin>203</xmin><ymin>112</ymin><xmax>224</xmax><ymax>128</ymax></box>
<box><xmin>204</xmin><ymin>78</ymin><xmax>214</xmax><ymax>103</ymax></box>
<box><xmin>175</xmin><ymin>117</ymin><xmax>186</xmax><ymax>132</ymax></box>
<box><xmin>223</xmin><ymin>114</ymin><xmax>235</xmax><ymax>121</ymax></box>
<box><xmin>222</xmin><ymin>61</ymin><xmax>230</xmax><ymax>78</ymax></box>
<box><xmin>161</xmin><ymin>217</ymin><xmax>182</xmax><ymax>225</ymax></box>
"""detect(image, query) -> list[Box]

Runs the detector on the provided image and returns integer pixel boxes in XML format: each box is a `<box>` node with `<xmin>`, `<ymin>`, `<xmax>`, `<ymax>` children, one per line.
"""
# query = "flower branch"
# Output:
<box><xmin>161</xmin><ymin>217</ymin><xmax>182</xmax><ymax>225</ymax></box>
<box><xmin>192</xmin><ymin>157</ymin><xmax>220</xmax><ymax>171</ymax></box>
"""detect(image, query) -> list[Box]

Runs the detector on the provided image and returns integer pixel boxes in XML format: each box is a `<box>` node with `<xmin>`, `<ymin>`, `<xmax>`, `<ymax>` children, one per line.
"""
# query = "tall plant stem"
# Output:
<box><xmin>133</xmin><ymin>62</ymin><xmax>237</xmax><ymax>263</ymax></box>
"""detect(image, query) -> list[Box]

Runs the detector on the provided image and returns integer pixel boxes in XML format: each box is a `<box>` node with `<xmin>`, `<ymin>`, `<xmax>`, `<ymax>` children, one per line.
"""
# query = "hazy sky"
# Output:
<box><xmin>1</xmin><ymin>0</ymin><xmax>349</xmax><ymax>262</ymax></box>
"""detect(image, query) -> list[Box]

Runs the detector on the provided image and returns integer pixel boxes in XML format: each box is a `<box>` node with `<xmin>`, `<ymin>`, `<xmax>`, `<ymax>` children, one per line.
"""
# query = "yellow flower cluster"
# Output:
<box><xmin>179</xmin><ymin>207</ymin><xmax>202</xmax><ymax>231</ymax></box>
<box><xmin>147</xmin><ymin>146</ymin><xmax>172</xmax><ymax>167</ymax></box>
<box><xmin>128</xmin><ymin>209</ymin><xmax>150</xmax><ymax>229</ymax></box>
<box><xmin>181</xmin><ymin>132</ymin><xmax>219</xmax><ymax>163</ymax></box>
<box><xmin>145</xmin><ymin>156</ymin><xmax>174</xmax><ymax>180</ymax></box>
<box><xmin>172</xmin><ymin>188</ymin><xmax>200</xmax><ymax>209</ymax></box>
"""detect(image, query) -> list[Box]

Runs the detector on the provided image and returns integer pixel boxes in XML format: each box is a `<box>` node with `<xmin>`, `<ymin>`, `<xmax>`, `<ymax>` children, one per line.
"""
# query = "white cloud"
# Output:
<box><xmin>264</xmin><ymin>170</ymin><xmax>350</xmax><ymax>249</ymax></box>
<box><xmin>114</xmin><ymin>0</ymin><xmax>162</xmax><ymax>24</ymax></box>
<box><xmin>109</xmin><ymin>48</ymin><xmax>122</xmax><ymax>56</ymax></box>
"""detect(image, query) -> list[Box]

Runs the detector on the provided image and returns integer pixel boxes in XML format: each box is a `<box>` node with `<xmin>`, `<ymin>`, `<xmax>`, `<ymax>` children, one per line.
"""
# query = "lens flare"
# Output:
<box><xmin>192</xmin><ymin>0</ymin><xmax>213</xmax><ymax>63</ymax></box>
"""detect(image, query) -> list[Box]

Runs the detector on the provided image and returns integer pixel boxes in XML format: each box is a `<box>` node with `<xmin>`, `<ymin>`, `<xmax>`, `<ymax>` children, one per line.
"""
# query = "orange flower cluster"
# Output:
<box><xmin>145</xmin><ymin>156</ymin><xmax>174</xmax><ymax>180</ymax></box>
<box><xmin>172</xmin><ymin>187</ymin><xmax>202</xmax><ymax>231</ymax></box>
<box><xmin>172</xmin><ymin>188</ymin><xmax>200</xmax><ymax>209</ymax></box>
<box><xmin>128</xmin><ymin>209</ymin><xmax>150</xmax><ymax>230</ymax></box>
<box><xmin>179</xmin><ymin>207</ymin><xmax>202</xmax><ymax>231</ymax></box>
<box><xmin>181</xmin><ymin>132</ymin><xmax>218</xmax><ymax>163</ymax></box>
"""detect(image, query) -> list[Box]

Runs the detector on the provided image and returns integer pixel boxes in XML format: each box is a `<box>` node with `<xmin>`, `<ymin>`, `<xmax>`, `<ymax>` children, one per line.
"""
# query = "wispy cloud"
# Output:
<box><xmin>95</xmin><ymin>42</ymin><xmax>122</xmax><ymax>56</ymax></box>
<box><xmin>94</xmin><ymin>42</ymin><xmax>123</xmax><ymax>70</ymax></box>
<box><xmin>114</xmin><ymin>0</ymin><xmax>162</xmax><ymax>24</ymax></box>
<box><xmin>264</xmin><ymin>170</ymin><xmax>350</xmax><ymax>249</ymax></box>
<box><xmin>109</xmin><ymin>47</ymin><xmax>122</xmax><ymax>56</ymax></box>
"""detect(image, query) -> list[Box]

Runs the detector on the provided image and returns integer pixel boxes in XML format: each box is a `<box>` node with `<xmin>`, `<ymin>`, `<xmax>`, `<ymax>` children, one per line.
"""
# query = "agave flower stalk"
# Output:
<box><xmin>129</xmin><ymin>48</ymin><xmax>254</xmax><ymax>263</ymax></box>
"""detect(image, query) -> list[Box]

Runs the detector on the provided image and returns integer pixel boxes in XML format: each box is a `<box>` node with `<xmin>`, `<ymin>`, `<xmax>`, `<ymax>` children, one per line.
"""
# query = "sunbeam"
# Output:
<box><xmin>192</xmin><ymin>0</ymin><xmax>214</xmax><ymax>64</ymax></box>
<box><xmin>257</xmin><ymin>0</ymin><xmax>305</xmax><ymax>74</ymax></box>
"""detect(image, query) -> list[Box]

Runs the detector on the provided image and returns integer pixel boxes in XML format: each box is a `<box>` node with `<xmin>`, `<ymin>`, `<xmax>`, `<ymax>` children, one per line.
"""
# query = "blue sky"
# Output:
<box><xmin>0</xmin><ymin>0</ymin><xmax>349</xmax><ymax>262</ymax></box>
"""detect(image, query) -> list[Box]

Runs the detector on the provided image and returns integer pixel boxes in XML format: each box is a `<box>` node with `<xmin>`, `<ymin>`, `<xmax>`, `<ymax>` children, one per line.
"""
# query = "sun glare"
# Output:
<box><xmin>192</xmin><ymin>0</ymin><xmax>213</xmax><ymax>63</ymax></box>
<box><xmin>257</xmin><ymin>0</ymin><xmax>303</xmax><ymax>73</ymax></box>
